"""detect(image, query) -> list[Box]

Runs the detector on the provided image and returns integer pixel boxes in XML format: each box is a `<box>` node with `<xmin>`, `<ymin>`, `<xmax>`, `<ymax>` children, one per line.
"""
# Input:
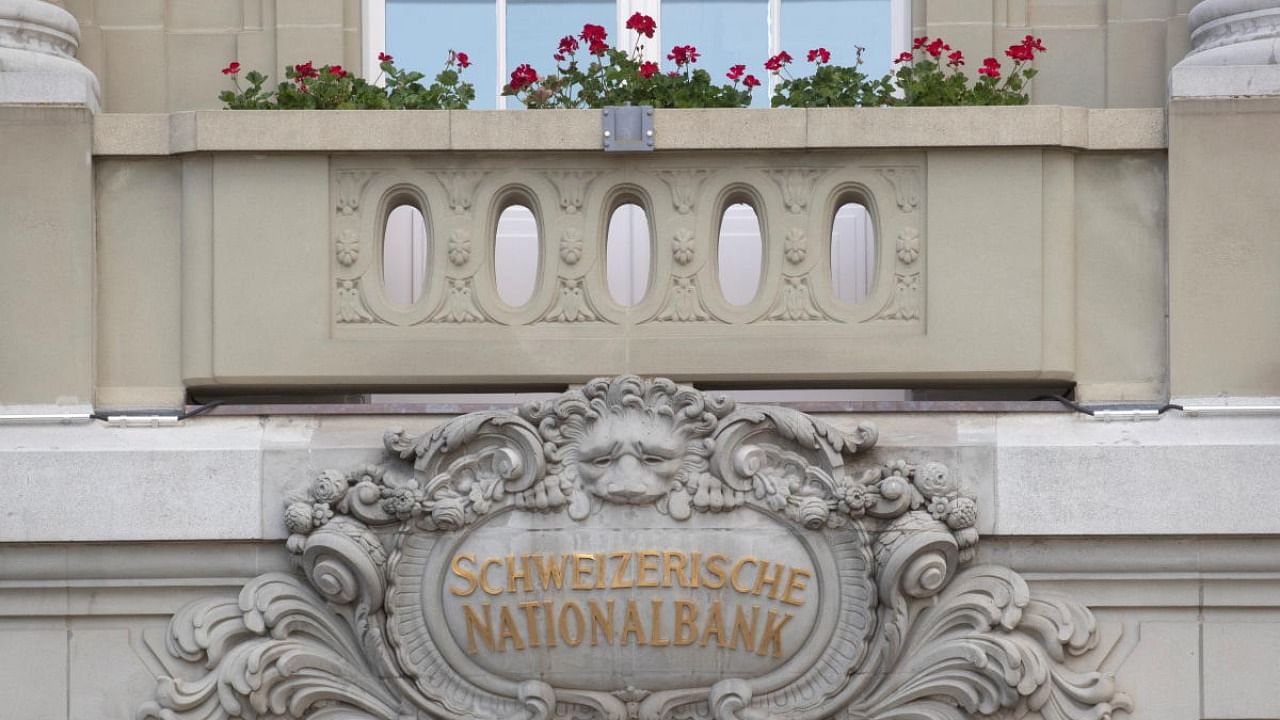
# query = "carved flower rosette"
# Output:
<box><xmin>139</xmin><ymin>377</ymin><xmax>1130</xmax><ymax>720</ymax></box>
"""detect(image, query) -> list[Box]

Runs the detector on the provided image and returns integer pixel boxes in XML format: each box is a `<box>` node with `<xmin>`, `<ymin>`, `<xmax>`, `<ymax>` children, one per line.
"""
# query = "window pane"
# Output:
<box><xmin>495</xmin><ymin>205</ymin><xmax>541</xmax><ymax>307</ymax></box>
<box><xmin>387</xmin><ymin>0</ymin><xmax>498</xmax><ymax>108</ymax></box>
<box><xmin>663</xmin><ymin>0</ymin><xmax>769</xmax><ymax>107</ymax></box>
<box><xmin>508</xmin><ymin>0</ymin><xmax>613</xmax><ymax>107</ymax></box>
<box><xmin>781</xmin><ymin>0</ymin><xmax>893</xmax><ymax>80</ymax></box>
<box><xmin>606</xmin><ymin>203</ymin><xmax>652</xmax><ymax>306</ymax></box>
<box><xmin>718</xmin><ymin>203</ymin><xmax>763</xmax><ymax>306</ymax></box>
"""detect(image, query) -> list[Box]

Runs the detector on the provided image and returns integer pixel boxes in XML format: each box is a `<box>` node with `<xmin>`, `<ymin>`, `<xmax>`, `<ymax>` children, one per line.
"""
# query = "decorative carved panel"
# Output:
<box><xmin>139</xmin><ymin>377</ymin><xmax>1130</xmax><ymax>720</ymax></box>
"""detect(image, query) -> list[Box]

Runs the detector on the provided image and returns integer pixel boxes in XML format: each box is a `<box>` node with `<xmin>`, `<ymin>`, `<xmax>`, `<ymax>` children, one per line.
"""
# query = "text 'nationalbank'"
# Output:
<box><xmin>449</xmin><ymin>550</ymin><xmax>813</xmax><ymax>657</ymax></box>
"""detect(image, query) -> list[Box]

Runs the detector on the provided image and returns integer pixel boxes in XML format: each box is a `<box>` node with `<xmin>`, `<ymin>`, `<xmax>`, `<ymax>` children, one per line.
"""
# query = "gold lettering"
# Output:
<box><xmin>689</xmin><ymin>551</ymin><xmax>703</xmax><ymax>588</ymax></box>
<box><xmin>757</xmin><ymin>609</ymin><xmax>794</xmax><ymax>658</ymax></box>
<box><xmin>560</xmin><ymin>601</ymin><xmax>585</xmax><ymax>647</ymax></box>
<box><xmin>609</xmin><ymin>551</ymin><xmax>633</xmax><ymax>589</ymax></box>
<box><xmin>497</xmin><ymin>605</ymin><xmax>525</xmax><ymax>652</ymax></box>
<box><xmin>449</xmin><ymin>553</ymin><xmax>479</xmax><ymax>597</ymax></box>
<box><xmin>703</xmin><ymin>553</ymin><xmax>728</xmax><ymax>590</ymax></box>
<box><xmin>529</xmin><ymin>554</ymin><xmax>569</xmax><ymax>591</ymax></box>
<box><xmin>518</xmin><ymin>601</ymin><xmax>542</xmax><ymax>647</ymax></box>
<box><xmin>636</xmin><ymin>550</ymin><xmax>661</xmax><ymax>588</ymax></box>
<box><xmin>752</xmin><ymin>560</ymin><xmax>786</xmax><ymax>600</ymax></box>
<box><xmin>779</xmin><ymin>567</ymin><xmax>811</xmax><ymax>607</ymax></box>
<box><xmin>594</xmin><ymin>553</ymin><xmax>607</xmax><ymax>589</ymax></box>
<box><xmin>462</xmin><ymin>603</ymin><xmax>495</xmax><ymax>653</ymax></box>
<box><xmin>649</xmin><ymin>598</ymin><xmax>670</xmax><ymax>646</ymax></box>
<box><xmin>621</xmin><ymin>599</ymin><xmax>648</xmax><ymax>646</ymax></box>
<box><xmin>674</xmin><ymin>600</ymin><xmax>698</xmax><ymax>646</ymax></box>
<box><xmin>730</xmin><ymin>605</ymin><xmax>760</xmax><ymax>653</ymax></box>
<box><xmin>542</xmin><ymin>600</ymin><xmax>557</xmax><ymax>647</ymax></box>
<box><xmin>480</xmin><ymin>558</ymin><xmax>504</xmax><ymax>596</ymax></box>
<box><xmin>590</xmin><ymin>598</ymin><xmax>615</xmax><ymax>646</ymax></box>
<box><xmin>731</xmin><ymin>557</ymin><xmax>759</xmax><ymax>594</ymax></box>
<box><xmin>662</xmin><ymin>550</ymin><xmax>689</xmax><ymax>588</ymax></box>
<box><xmin>572</xmin><ymin>553</ymin><xmax>594</xmax><ymax>590</ymax></box>
<box><xmin>701</xmin><ymin>599</ymin><xmax>726</xmax><ymax>648</ymax></box>
<box><xmin>508</xmin><ymin>555</ymin><xmax>533</xmax><ymax>594</ymax></box>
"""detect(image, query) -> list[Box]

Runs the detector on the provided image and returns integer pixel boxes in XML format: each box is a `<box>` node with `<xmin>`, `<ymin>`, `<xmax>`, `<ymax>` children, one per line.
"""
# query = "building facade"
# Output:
<box><xmin>1</xmin><ymin>0</ymin><xmax>1279</xmax><ymax>718</ymax></box>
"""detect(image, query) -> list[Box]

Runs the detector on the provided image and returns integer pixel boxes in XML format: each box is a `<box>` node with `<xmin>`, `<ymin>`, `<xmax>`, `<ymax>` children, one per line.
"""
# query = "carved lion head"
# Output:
<box><xmin>519</xmin><ymin>376</ymin><xmax>734</xmax><ymax>518</ymax></box>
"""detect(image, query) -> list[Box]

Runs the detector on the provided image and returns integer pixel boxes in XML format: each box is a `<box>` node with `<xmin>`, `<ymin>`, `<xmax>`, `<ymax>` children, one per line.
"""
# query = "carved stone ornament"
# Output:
<box><xmin>139</xmin><ymin>376</ymin><xmax>1131</xmax><ymax>720</ymax></box>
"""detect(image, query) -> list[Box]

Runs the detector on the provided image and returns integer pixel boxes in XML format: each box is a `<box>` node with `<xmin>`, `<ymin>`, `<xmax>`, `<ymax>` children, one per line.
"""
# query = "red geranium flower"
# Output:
<box><xmin>807</xmin><ymin>47</ymin><xmax>830</xmax><ymax>64</ymax></box>
<box><xmin>294</xmin><ymin>61</ymin><xmax>319</xmax><ymax>79</ymax></box>
<box><xmin>580</xmin><ymin>23</ymin><xmax>608</xmax><ymax>47</ymax></box>
<box><xmin>978</xmin><ymin>57</ymin><xmax>1001</xmax><ymax>78</ymax></box>
<box><xmin>221</xmin><ymin>61</ymin><xmax>241</xmax><ymax>75</ymax></box>
<box><xmin>764</xmin><ymin>50</ymin><xmax>793</xmax><ymax>72</ymax></box>
<box><xmin>893</xmin><ymin>51</ymin><xmax>913</xmax><ymax>64</ymax></box>
<box><xmin>453</xmin><ymin>51</ymin><xmax>471</xmax><ymax>68</ymax></box>
<box><xmin>743</xmin><ymin>74</ymin><xmax>761</xmax><ymax>89</ymax></box>
<box><xmin>328</xmin><ymin>65</ymin><xmax>348</xmax><ymax>78</ymax></box>
<box><xmin>508</xmin><ymin>63</ymin><xmax>539</xmax><ymax>90</ymax></box>
<box><xmin>1005</xmin><ymin>43</ymin><xmax>1033</xmax><ymax>62</ymax></box>
<box><xmin>925</xmin><ymin>38</ymin><xmax>949</xmax><ymax>58</ymax></box>
<box><xmin>667</xmin><ymin>45</ymin><xmax>699</xmax><ymax>66</ymax></box>
<box><xmin>946</xmin><ymin>49</ymin><xmax>964</xmax><ymax>67</ymax></box>
<box><xmin>912</xmin><ymin>36</ymin><xmax>928</xmax><ymax>50</ymax></box>
<box><xmin>378</xmin><ymin>52</ymin><xmax>393</xmax><ymax>63</ymax></box>
<box><xmin>1023</xmin><ymin>35</ymin><xmax>1046</xmax><ymax>52</ymax></box>
<box><xmin>638</xmin><ymin>61</ymin><xmax>659</xmax><ymax>78</ymax></box>
<box><xmin>625</xmin><ymin>12</ymin><xmax>657</xmax><ymax>39</ymax></box>
<box><xmin>726</xmin><ymin>64</ymin><xmax>746</xmax><ymax>81</ymax></box>
<box><xmin>554</xmin><ymin>35</ymin><xmax>579</xmax><ymax>61</ymax></box>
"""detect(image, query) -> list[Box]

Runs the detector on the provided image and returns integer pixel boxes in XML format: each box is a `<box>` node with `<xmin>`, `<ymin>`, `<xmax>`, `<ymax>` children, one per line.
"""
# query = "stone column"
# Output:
<box><xmin>1167</xmin><ymin>0</ymin><xmax>1280</xmax><ymax>400</ymax></box>
<box><xmin>0</xmin><ymin>0</ymin><xmax>99</xmax><ymax>109</ymax></box>
<box><xmin>0</xmin><ymin>0</ymin><xmax>99</xmax><ymax>410</ymax></box>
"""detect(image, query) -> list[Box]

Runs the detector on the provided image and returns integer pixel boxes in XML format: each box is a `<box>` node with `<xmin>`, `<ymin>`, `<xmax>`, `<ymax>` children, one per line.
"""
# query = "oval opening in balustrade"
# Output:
<box><xmin>606</xmin><ymin>202</ymin><xmax>652</xmax><ymax>307</ymax></box>
<box><xmin>830</xmin><ymin>201</ymin><xmax>876</xmax><ymax>305</ymax></box>
<box><xmin>717</xmin><ymin>202</ymin><xmax>763</xmax><ymax>306</ymax></box>
<box><xmin>382</xmin><ymin>202</ymin><xmax>430</xmax><ymax>308</ymax></box>
<box><xmin>494</xmin><ymin>203</ymin><xmax>540</xmax><ymax>308</ymax></box>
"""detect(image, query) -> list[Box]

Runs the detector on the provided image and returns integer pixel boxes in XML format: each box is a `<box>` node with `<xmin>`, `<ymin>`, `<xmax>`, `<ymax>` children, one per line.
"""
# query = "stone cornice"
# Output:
<box><xmin>90</xmin><ymin>106</ymin><xmax>1168</xmax><ymax>157</ymax></box>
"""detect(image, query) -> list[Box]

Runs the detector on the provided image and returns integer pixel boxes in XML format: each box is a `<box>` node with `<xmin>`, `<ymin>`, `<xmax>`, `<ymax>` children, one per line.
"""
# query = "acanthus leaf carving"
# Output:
<box><xmin>867</xmin><ymin>271</ymin><xmax>921</xmax><ymax>322</ymax></box>
<box><xmin>336</xmin><ymin>278</ymin><xmax>383</xmax><ymax>324</ymax></box>
<box><xmin>538</xmin><ymin>277</ymin><xmax>611</xmax><ymax>324</ymax></box>
<box><xmin>336</xmin><ymin>170</ymin><xmax>374</xmax><ymax>216</ymax></box>
<box><xmin>761</xmin><ymin>274</ymin><xmax>837</xmax><ymax>322</ymax></box>
<box><xmin>655</xmin><ymin>170</ymin><xmax>709</xmax><ymax>215</ymax></box>
<box><xmin>141</xmin><ymin>376</ymin><xmax>1128</xmax><ymax>720</ymax></box>
<box><xmin>873</xmin><ymin>167</ymin><xmax>922</xmax><ymax>213</ymax></box>
<box><xmin>763</xmin><ymin>168</ymin><xmax>828</xmax><ymax>214</ymax></box>
<box><xmin>545</xmin><ymin>170</ymin><xmax>599</xmax><ymax>215</ymax></box>
<box><xmin>425</xmin><ymin>276</ymin><xmax>493</xmax><ymax>324</ymax></box>
<box><xmin>648</xmin><ymin>277</ymin><xmax>724</xmax><ymax>324</ymax></box>
<box><xmin>433</xmin><ymin>171</ymin><xmax>489</xmax><ymax>215</ymax></box>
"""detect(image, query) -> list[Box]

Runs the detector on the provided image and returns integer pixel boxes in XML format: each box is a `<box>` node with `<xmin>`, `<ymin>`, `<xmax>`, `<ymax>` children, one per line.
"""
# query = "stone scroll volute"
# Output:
<box><xmin>138</xmin><ymin>377</ymin><xmax>1131</xmax><ymax>720</ymax></box>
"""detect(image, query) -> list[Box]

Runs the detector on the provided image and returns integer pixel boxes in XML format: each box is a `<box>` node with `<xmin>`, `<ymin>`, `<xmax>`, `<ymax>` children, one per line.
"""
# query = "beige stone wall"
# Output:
<box><xmin>62</xmin><ymin>0</ymin><xmax>363</xmax><ymax>112</ymax></box>
<box><xmin>76</xmin><ymin>108</ymin><xmax>1169</xmax><ymax>406</ymax></box>
<box><xmin>912</xmin><ymin>0</ymin><xmax>1195</xmax><ymax>108</ymax></box>
<box><xmin>0</xmin><ymin>107</ymin><xmax>96</xmax><ymax>408</ymax></box>
<box><xmin>1169</xmin><ymin>97</ymin><xmax>1280</xmax><ymax>399</ymax></box>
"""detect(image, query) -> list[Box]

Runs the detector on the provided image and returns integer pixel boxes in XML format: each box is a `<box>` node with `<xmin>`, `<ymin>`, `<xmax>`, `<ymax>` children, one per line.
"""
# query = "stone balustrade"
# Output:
<box><xmin>83</xmin><ymin>106</ymin><xmax>1170</xmax><ymax>405</ymax></box>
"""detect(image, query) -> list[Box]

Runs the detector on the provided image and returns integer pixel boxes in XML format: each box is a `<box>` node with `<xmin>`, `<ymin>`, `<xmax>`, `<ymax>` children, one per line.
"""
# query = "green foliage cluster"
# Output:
<box><xmin>771</xmin><ymin>36</ymin><xmax>1045</xmax><ymax>108</ymax></box>
<box><xmin>216</xmin><ymin>25</ymin><xmax>1045</xmax><ymax>111</ymax></box>
<box><xmin>218</xmin><ymin>53</ymin><xmax>474</xmax><ymax>110</ymax></box>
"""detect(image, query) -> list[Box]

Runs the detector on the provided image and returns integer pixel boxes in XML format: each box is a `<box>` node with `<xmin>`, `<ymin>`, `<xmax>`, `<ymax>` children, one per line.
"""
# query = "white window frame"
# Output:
<box><xmin>366</xmin><ymin>0</ymin><xmax>909</xmax><ymax>108</ymax></box>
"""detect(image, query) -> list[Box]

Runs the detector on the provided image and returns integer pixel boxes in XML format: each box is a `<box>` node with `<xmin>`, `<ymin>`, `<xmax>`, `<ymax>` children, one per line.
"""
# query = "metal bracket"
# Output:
<box><xmin>602</xmin><ymin>105</ymin><xmax>655</xmax><ymax>152</ymax></box>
